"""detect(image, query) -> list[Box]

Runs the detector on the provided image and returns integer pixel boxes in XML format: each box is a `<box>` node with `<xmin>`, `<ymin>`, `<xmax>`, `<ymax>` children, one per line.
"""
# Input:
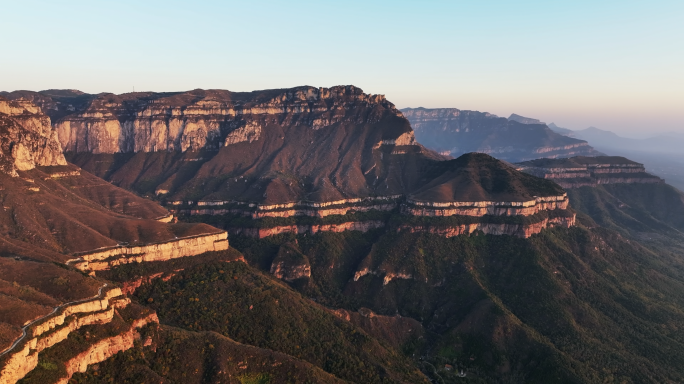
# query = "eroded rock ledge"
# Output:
<box><xmin>516</xmin><ymin>156</ymin><xmax>662</xmax><ymax>188</ymax></box>
<box><xmin>0</xmin><ymin>285</ymin><xmax>151</xmax><ymax>384</ymax></box>
<box><xmin>67</xmin><ymin>231</ymin><xmax>229</xmax><ymax>271</ymax></box>
<box><xmin>170</xmin><ymin>194</ymin><xmax>569</xmax><ymax>219</ymax></box>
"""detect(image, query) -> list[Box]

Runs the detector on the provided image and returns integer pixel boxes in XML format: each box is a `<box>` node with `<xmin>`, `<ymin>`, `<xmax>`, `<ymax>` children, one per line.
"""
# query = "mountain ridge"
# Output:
<box><xmin>401</xmin><ymin>107</ymin><xmax>602</xmax><ymax>162</ymax></box>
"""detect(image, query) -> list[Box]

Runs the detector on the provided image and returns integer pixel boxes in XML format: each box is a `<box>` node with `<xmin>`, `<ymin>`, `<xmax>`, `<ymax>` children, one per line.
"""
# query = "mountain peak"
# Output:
<box><xmin>508</xmin><ymin>113</ymin><xmax>545</xmax><ymax>125</ymax></box>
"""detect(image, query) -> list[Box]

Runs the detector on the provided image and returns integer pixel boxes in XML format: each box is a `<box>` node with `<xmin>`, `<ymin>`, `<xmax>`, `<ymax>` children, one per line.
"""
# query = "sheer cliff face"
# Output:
<box><xmin>0</xmin><ymin>97</ymin><xmax>66</xmax><ymax>177</ymax></box>
<box><xmin>54</xmin><ymin>86</ymin><xmax>436</xmax><ymax>204</ymax></box>
<box><xmin>401</xmin><ymin>107</ymin><xmax>602</xmax><ymax>162</ymax></box>
<box><xmin>0</xmin><ymin>98</ymin><xmax>225</xmax><ymax>264</ymax></box>
<box><xmin>53</xmin><ymin>86</ymin><xmax>409</xmax><ymax>154</ymax></box>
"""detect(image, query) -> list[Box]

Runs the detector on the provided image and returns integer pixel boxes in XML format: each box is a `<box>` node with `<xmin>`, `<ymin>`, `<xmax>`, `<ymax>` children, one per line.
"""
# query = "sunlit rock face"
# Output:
<box><xmin>39</xmin><ymin>86</ymin><xmax>441</xmax><ymax>205</ymax></box>
<box><xmin>51</xmin><ymin>86</ymin><xmax>408</xmax><ymax>154</ymax></box>
<box><xmin>401</xmin><ymin>107</ymin><xmax>602</xmax><ymax>162</ymax></box>
<box><xmin>0</xmin><ymin>97</ymin><xmax>67</xmax><ymax>177</ymax></box>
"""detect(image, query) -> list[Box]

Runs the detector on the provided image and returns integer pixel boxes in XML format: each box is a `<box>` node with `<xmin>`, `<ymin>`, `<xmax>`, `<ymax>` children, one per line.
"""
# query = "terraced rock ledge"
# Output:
<box><xmin>67</xmin><ymin>231</ymin><xmax>229</xmax><ymax>271</ymax></box>
<box><xmin>517</xmin><ymin>156</ymin><xmax>662</xmax><ymax>188</ymax></box>
<box><xmin>0</xmin><ymin>285</ymin><xmax>156</xmax><ymax>384</ymax></box>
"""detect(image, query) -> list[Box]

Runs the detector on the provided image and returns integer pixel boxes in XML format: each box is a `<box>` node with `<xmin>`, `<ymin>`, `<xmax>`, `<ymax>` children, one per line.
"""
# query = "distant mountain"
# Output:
<box><xmin>508</xmin><ymin>113</ymin><xmax>544</xmax><ymax>125</ymax></box>
<box><xmin>0</xmin><ymin>89</ymin><xmax>96</xmax><ymax>123</ymax></box>
<box><xmin>401</xmin><ymin>107</ymin><xmax>602</xmax><ymax>162</ymax></box>
<box><xmin>547</xmin><ymin>122</ymin><xmax>575</xmax><ymax>135</ymax></box>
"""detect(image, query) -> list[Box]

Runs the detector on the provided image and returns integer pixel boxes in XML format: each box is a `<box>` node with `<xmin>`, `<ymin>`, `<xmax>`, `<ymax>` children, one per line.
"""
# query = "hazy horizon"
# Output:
<box><xmin>2</xmin><ymin>0</ymin><xmax>682</xmax><ymax>136</ymax></box>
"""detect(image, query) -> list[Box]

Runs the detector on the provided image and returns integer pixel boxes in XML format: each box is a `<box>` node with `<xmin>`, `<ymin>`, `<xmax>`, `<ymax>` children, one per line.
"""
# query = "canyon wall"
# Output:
<box><xmin>0</xmin><ymin>98</ymin><xmax>67</xmax><ymax>177</ymax></box>
<box><xmin>0</xmin><ymin>286</ymin><xmax>138</xmax><ymax>384</ymax></box>
<box><xmin>67</xmin><ymin>231</ymin><xmax>229</xmax><ymax>271</ymax></box>
<box><xmin>53</xmin><ymin>86</ymin><xmax>405</xmax><ymax>154</ymax></box>
<box><xmin>397</xmin><ymin>215</ymin><xmax>575</xmax><ymax>240</ymax></box>
<box><xmin>53</xmin><ymin>313</ymin><xmax>158</xmax><ymax>384</ymax></box>
<box><xmin>229</xmin><ymin>221</ymin><xmax>386</xmax><ymax>239</ymax></box>
<box><xmin>404</xmin><ymin>194</ymin><xmax>568</xmax><ymax>217</ymax></box>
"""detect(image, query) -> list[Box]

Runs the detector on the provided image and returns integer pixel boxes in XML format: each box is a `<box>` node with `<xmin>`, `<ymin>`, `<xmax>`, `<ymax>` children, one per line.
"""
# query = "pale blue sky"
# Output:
<box><xmin>1</xmin><ymin>0</ymin><xmax>682</xmax><ymax>135</ymax></box>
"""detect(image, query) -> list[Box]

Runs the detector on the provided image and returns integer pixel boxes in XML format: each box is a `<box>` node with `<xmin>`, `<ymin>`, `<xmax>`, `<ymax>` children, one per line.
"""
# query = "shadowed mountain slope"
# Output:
<box><xmin>411</xmin><ymin>153</ymin><xmax>565</xmax><ymax>203</ymax></box>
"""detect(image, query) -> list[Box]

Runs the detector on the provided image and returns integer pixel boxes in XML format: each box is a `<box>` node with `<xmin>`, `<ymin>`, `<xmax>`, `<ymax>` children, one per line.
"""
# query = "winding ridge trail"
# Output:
<box><xmin>0</xmin><ymin>283</ymin><xmax>109</xmax><ymax>357</ymax></box>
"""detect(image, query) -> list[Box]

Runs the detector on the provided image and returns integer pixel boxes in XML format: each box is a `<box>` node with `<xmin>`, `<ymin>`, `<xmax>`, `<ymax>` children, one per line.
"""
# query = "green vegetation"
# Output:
<box><xmin>239</xmin><ymin>372</ymin><xmax>272</xmax><ymax>384</ymax></box>
<box><xmin>133</xmin><ymin>260</ymin><xmax>427</xmax><ymax>383</ymax></box>
<box><xmin>69</xmin><ymin>325</ymin><xmax>346</xmax><ymax>384</ymax></box>
<box><xmin>224</xmin><ymin>220</ymin><xmax>684</xmax><ymax>383</ymax></box>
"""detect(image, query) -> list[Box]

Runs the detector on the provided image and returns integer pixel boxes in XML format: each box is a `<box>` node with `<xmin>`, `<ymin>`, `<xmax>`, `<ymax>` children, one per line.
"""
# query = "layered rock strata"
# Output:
<box><xmin>517</xmin><ymin>156</ymin><xmax>662</xmax><ymax>188</ymax></box>
<box><xmin>0</xmin><ymin>97</ymin><xmax>66</xmax><ymax>177</ymax></box>
<box><xmin>173</xmin><ymin>196</ymin><xmax>401</xmax><ymax>219</ymax></box>
<box><xmin>397</xmin><ymin>215</ymin><xmax>576</xmax><ymax>240</ymax></box>
<box><xmin>53</xmin><ymin>313</ymin><xmax>158</xmax><ymax>384</ymax></box>
<box><xmin>67</xmin><ymin>231</ymin><xmax>229</xmax><ymax>271</ymax></box>
<box><xmin>52</xmin><ymin>86</ymin><xmax>406</xmax><ymax>154</ymax></box>
<box><xmin>404</xmin><ymin>194</ymin><xmax>568</xmax><ymax>217</ymax></box>
<box><xmin>24</xmin><ymin>86</ymin><xmax>439</xmax><ymax>205</ymax></box>
<box><xmin>0</xmin><ymin>286</ymin><xmax>142</xmax><ymax>384</ymax></box>
<box><xmin>229</xmin><ymin>221</ymin><xmax>386</xmax><ymax>239</ymax></box>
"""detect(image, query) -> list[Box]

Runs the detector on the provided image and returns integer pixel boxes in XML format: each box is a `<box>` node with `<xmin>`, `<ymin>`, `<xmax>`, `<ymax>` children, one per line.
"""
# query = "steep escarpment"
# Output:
<box><xmin>51</xmin><ymin>86</ymin><xmax>443</xmax><ymax>204</ymax></box>
<box><xmin>517</xmin><ymin>156</ymin><xmax>662</xmax><ymax>188</ymax></box>
<box><xmin>0</xmin><ymin>97</ymin><xmax>66</xmax><ymax>177</ymax></box>
<box><xmin>175</xmin><ymin>153</ymin><xmax>576</xmax><ymax>239</ymax></box>
<box><xmin>0</xmin><ymin>99</ymin><xmax>233</xmax><ymax>383</ymax></box>
<box><xmin>0</xmin><ymin>98</ymin><xmax>228</xmax><ymax>270</ymax></box>
<box><xmin>402</xmin><ymin>107</ymin><xmax>602</xmax><ymax>162</ymax></box>
<box><xmin>0</xmin><ymin>255</ymin><xmax>165</xmax><ymax>384</ymax></box>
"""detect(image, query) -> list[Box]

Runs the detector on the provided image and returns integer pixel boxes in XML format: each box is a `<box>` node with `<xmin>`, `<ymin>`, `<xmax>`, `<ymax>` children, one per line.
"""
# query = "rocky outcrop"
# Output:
<box><xmin>330</xmin><ymin>308</ymin><xmax>423</xmax><ymax>350</ymax></box>
<box><xmin>353</xmin><ymin>267</ymin><xmax>414</xmax><ymax>285</ymax></box>
<box><xmin>224</xmin><ymin>121</ymin><xmax>261</xmax><ymax>145</ymax></box>
<box><xmin>230</xmin><ymin>221</ymin><xmax>386</xmax><ymax>239</ymax></box>
<box><xmin>0</xmin><ymin>98</ymin><xmax>67</xmax><ymax>177</ymax></box>
<box><xmin>0</xmin><ymin>286</ymin><xmax>126</xmax><ymax>384</ymax></box>
<box><xmin>401</xmin><ymin>107</ymin><xmax>602</xmax><ymax>162</ymax></box>
<box><xmin>175</xmin><ymin>196</ymin><xmax>401</xmax><ymax>219</ymax></box>
<box><xmin>404</xmin><ymin>194</ymin><xmax>569</xmax><ymax>217</ymax></box>
<box><xmin>270</xmin><ymin>243</ymin><xmax>311</xmax><ymax>282</ymax></box>
<box><xmin>397</xmin><ymin>215</ymin><xmax>576</xmax><ymax>239</ymax></box>
<box><xmin>517</xmin><ymin>156</ymin><xmax>662</xmax><ymax>188</ymax></box>
<box><xmin>67</xmin><ymin>231</ymin><xmax>229</xmax><ymax>271</ymax></box>
<box><xmin>54</xmin><ymin>313</ymin><xmax>158</xmax><ymax>384</ymax></box>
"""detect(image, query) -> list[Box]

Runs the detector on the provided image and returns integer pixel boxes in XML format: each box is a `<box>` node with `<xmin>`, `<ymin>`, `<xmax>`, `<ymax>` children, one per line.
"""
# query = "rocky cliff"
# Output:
<box><xmin>0</xmin><ymin>98</ymin><xmax>229</xmax><ymax>269</ymax></box>
<box><xmin>517</xmin><ymin>156</ymin><xmax>663</xmax><ymax>188</ymax></box>
<box><xmin>68</xmin><ymin>231</ymin><xmax>229</xmax><ymax>271</ymax></box>
<box><xmin>401</xmin><ymin>107</ymin><xmax>602</xmax><ymax>162</ymax></box>
<box><xmin>0</xmin><ymin>284</ymin><xmax>155</xmax><ymax>384</ymax></box>
<box><xmin>0</xmin><ymin>97</ymin><xmax>66</xmax><ymax>177</ymax></box>
<box><xmin>13</xmin><ymin>86</ymin><xmax>447</xmax><ymax>204</ymax></box>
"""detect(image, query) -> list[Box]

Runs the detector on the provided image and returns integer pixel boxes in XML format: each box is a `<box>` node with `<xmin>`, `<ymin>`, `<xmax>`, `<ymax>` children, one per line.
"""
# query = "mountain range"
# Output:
<box><xmin>400</xmin><ymin>108</ymin><xmax>602</xmax><ymax>162</ymax></box>
<box><xmin>2</xmin><ymin>88</ymin><xmax>684</xmax><ymax>383</ymax></box>
<box><xmin>545</xmin><ymin>122</ymin><xmax>684</xmax><ymax>191</ymax></box>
